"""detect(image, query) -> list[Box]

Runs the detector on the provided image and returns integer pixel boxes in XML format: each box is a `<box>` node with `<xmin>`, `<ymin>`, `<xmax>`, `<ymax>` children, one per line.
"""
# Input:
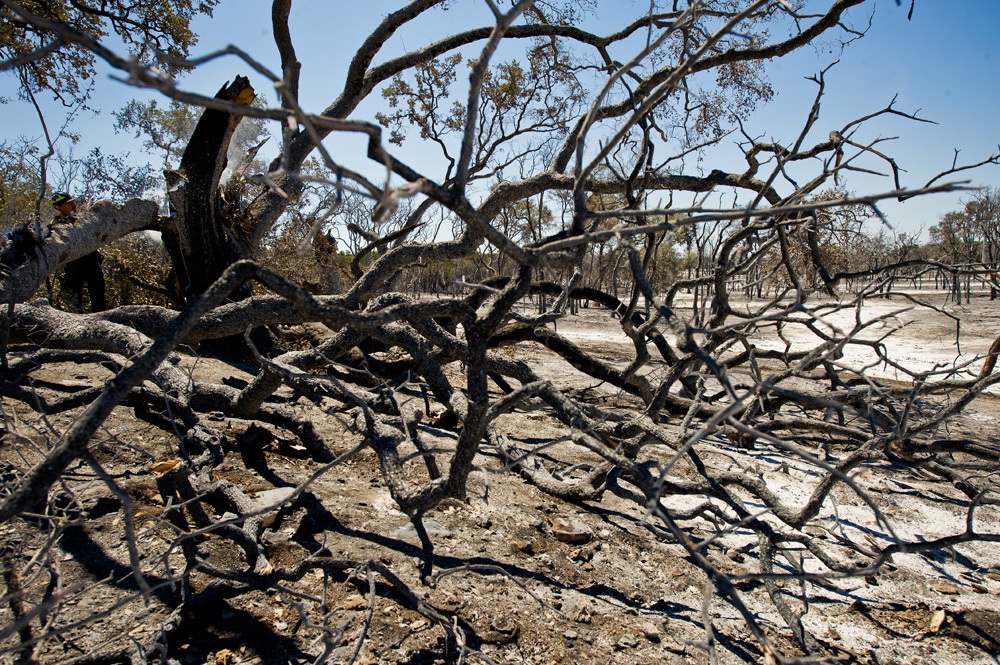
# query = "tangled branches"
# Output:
<box><xmin>0</xmin><ymin>248</ymin><xmax>998</xmax><ymax>663</ymax></box>
<box><xmin>2</xmin><ymin>1</ymin><xmax>1000</xmax><ymax>663</ymax></box>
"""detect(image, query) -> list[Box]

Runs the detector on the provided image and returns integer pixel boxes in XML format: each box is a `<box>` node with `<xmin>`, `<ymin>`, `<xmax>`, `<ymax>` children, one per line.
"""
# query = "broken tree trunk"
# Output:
<box><xmin>163</xmin><ymin>76</ymin><xmax>256</xmax><ymax>302</ymax></box>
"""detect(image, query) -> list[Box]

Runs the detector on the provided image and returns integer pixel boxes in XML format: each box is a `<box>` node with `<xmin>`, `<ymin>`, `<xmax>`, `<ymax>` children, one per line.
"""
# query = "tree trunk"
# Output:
<box><xmin>163</xmin><ymin>76</ymin><xmax>256</xmax><ymax>302</ymax></box>
<box><xmin>0</xmin><ymin>200</ymin><xmax>159</xmax><ymax>305</ymax></box>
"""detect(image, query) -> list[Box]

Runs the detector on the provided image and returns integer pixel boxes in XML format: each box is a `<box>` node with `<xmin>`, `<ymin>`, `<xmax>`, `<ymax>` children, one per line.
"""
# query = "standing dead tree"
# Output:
<box><xmin>1</xmin><ymin>1</ymin><xmax>1000</xmax><ymax>663</ymax></box>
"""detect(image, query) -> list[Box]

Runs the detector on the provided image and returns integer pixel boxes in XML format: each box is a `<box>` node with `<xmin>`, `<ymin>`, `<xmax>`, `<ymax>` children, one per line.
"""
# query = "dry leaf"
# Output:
<box><xmin>345</xmin><ymin>595</ymin><xmax>368</xmax><ymax>610</ymax></box>
<box><xmin>149</xmin><ymin>458</ymin><xmax>181</xmax><ymax>474</ymax></box>
<box><xmin>212</xmin><ymin>649</ymin><xmax>234</xmax><ymax>665</ymax></box>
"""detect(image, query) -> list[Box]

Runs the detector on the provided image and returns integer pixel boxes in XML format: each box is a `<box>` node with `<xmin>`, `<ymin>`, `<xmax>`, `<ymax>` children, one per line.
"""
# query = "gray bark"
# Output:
<box><xmin>0</xmin><ymin>199</ymin><xmax>159</xmax><ymax>305</ymax></box>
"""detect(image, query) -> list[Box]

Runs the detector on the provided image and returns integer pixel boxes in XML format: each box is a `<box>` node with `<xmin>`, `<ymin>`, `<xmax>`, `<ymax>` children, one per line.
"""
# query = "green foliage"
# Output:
<box><xmin>1</xmin><ymin>0</ymin><xmax>219</xmax><ymax>103</ymax></box>
<box><xmin>100</xmin><ymin>233</ymin><xmax>176</xmax><ymax>307</ymax></box>
<box><xmin>113</xmin><ymin>99</ymin><xmax>199</xmax><ymax>167</ymax></box>
<box><xmin>58</xmin><ymin>147</ymin><xmax>158</xmax><ymax>201</ymax></box>
<box><xmin>376</xmin><ymin>54</ymin><xmax>464</xmax><ymax>147</ymax></box>
<box><xmin>29</xmin><ymin>232</ymin><xmax>175</xmax><ymax>310</ymax></box>
<box><xmin>0</xmin><ymin>138</ymin><xmax>41</xmax><ymax>225</ymax></box>
<box><xmin>929</xmin><ymin>188</ymin><xmax>1000</xmax><ymax>266</ymax></box>
<box><xmin>650</xmin><ymin>228</ymin><xmax>695</xmax><ymax>291</ymax></box>
<box><xmin>496</xmin><ymin>197</ymin><xmax>555</xmax><ymax>244</ymax></box>
<box><xmin>691</xmin><ymin>59</ymin><xmax>774</xmax><ymax>141</ymax></box>
<box><xmin>375</xmin><ymin>40</ymin><xmax>583</xmax><ymax>175</ymax></box>
<box><xmin>114</xmin><ymin>96</ymin><xmax>271</xmax><ymax>203</ymax></box>
<box><xmin>1</xmin><ymin>135</ymin><xmax>157</xmax><ymax>249</ymax></box>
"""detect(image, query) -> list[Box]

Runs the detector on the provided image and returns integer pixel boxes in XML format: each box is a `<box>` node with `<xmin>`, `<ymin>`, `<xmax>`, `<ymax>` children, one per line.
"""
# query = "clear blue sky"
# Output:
<box><xmin>2</xmin><ymin>0</ymin><xmax>998</xmax><ymax>237</ymax></box>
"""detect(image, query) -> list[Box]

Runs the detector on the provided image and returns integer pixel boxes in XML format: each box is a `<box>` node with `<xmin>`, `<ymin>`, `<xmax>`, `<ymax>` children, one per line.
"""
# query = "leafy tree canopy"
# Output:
<box><xmin>0</xmin><ymin>0</ymin><xmax>218</xmax><ymax>103</ymax></box>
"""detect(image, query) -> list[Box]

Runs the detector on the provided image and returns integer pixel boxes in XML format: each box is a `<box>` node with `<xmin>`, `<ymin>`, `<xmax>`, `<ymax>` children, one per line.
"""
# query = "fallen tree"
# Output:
<box><xmin>1</xmin><ymin>1</ymin><xmax>1000</xmax><ymax>663</ymax></box>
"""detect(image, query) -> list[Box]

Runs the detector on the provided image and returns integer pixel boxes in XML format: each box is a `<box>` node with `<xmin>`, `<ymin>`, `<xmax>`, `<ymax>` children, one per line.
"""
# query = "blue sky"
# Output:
<box><xmin>750</xmin><ymin>1</ymin><xmax>1000</xmax><ymax>235</ymax></box>
<box><xmin>2</xmin><ymin>0</ymin><xmax>998</xmax><ymax>237</ymax></box>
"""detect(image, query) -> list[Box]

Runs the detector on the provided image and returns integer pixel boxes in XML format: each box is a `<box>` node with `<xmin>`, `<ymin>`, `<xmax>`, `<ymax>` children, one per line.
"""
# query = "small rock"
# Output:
<box><xmin>410</xmin><ymin>619</ymin><xmax>429</xmax><ymax>632</ymax></box>
<box><xmin>598</xmin><ymin>529</ymin><xmax>612</xmax><ymax>540</ymax></box>
<box><xmin>551</xmin><ymin>517</ymin><xmax>592</xmax><ymax>544</ymax></box>
<box><xmin>529</xmin><ymin>519</ymin><xmax>545</xmax><ymax>530</ymax></box>
<box><xmin>563</xmin><ymin>630</ymin><xmax>578</xmax><ymax>640</ymax></box>
<box><xmin>615</xmin><ymin>634</ymin><xmax>639</xmax><ymax>650</ymax></box>
<box><xmin>510</xmin><ymin>538</ymin><xmax>534</xmax><ymax>555</ymax></box>
<box><xmin>931</xmin><ymin>581</ymin><xmax>962</xmax><ymax>595</ymax></box>
<box><xmin>253</xmin><ymin>487</ymin><xmax>298</xmax><ymax>528</ymax></box>
<box><xmin>641</xmin><ymin>622</ymin><xmax>661</xmax><ymax>642</ymax></box>
<box><xmin>661</xmin><ymin>634</ymin><xmax>687</xmax><ymax>654</ymax></box>
<box><xmin>479</xmin><ymin>619</ymin><xmax>519</xmax><ymax>644</ymax></box>
<box><xmin>394</xmin><ymin>519</ymin><xmax>452</xmax><ymax>540</ymax></box>
<box><xmin>490</xmin><ymin>619</ymin><xmax>519</xmax><ymax>640</ymax></box>
<box><xmin>929</xmin><ymin>609</ymin><xmax>947</xmax><ymax>632</ymax></box>
<box><xmin>263</xmin><ymin>526</ymin><xmax>293</xmax><ymax>545</ymax></box>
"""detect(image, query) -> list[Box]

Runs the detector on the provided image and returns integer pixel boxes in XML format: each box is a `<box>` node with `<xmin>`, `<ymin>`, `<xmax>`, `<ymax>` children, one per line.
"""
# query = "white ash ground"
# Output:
<box><xmin>514</xmin><ymin>291</ymin><xmax>1000</xmax><ymax>663</ymax></box>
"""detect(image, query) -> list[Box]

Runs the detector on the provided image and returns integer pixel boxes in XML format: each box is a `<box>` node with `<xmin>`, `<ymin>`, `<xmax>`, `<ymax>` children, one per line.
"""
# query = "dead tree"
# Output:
<box><xmin>2</xmin><ymin>2</ymin><xmax>1000</xmax><ymax>664</ymax></box>
<box><xmin>161</xmin><ymin>76</ymin><xmax>257</xmax><ymax>301</ymax></box>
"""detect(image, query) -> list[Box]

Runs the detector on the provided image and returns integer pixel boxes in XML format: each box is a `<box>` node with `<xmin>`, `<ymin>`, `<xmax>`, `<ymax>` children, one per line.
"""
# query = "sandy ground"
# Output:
<box><xmin>553</xmin><ymin>290</ymin><xmax>1000</xmax><ymax>387</ymax></box>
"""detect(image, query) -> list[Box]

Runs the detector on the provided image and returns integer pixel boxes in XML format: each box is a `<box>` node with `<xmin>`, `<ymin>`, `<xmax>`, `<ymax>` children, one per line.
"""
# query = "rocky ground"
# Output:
<box><xmin>1</xmin><ymin>291</ymin><xmax>999</xmax><ymax>664</ymax></box>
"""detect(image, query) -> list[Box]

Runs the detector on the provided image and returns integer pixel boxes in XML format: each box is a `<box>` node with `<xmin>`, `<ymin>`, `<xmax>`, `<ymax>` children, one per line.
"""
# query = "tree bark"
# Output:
<box><xmin>0</xmin><ymin>199</ymin><xmax>159</xmax><ymax>305</ymax></box>
<box><xmin>164</xmin><ymin>76</ymin><xmax>256</xmax><ymax>301</ymax></box>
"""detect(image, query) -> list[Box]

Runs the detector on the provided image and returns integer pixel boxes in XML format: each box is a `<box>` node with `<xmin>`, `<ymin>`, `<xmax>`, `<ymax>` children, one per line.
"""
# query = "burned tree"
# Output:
<box><xmin>161</xmin><ymin>75</ymin><xmax>257</xmax><ymax>301</ymax></box>
<box><xmin>1</xmin><ymin>1</ymin><xmax>1000</xmax><ymax>664</ymax></box>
